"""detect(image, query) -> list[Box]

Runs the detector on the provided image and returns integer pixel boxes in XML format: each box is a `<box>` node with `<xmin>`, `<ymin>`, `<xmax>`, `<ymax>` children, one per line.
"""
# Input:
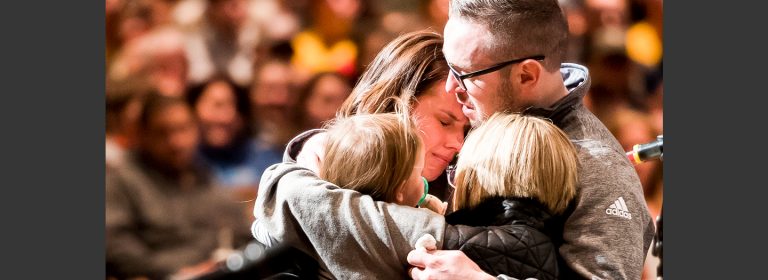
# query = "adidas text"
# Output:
<box><xmin>605</xmin><ymin>208</ymin><xmax>632</xmax><ymax>219</ymax></box>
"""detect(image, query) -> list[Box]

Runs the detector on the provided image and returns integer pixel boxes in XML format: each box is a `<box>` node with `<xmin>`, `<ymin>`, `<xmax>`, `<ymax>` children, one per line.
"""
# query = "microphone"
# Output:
<box><xmin>626</xmin><ymin>135</ymin><xmax>663</xmax><ymax>164</ymax></box>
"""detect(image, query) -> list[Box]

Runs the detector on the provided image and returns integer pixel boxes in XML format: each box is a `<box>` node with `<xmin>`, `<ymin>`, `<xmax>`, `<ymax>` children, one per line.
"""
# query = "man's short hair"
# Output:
<box><xmin>450</xmin><ymin>0</ymin><xmax>569</xmax><ymax>70</ymax></box>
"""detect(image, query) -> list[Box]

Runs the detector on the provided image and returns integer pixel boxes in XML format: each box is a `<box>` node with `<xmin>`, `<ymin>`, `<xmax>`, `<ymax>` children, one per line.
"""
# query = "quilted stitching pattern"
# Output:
<box><xmin>443</xmin><ymin>198</ymin><xmax>559</xmax><ymax>280</ymax></box>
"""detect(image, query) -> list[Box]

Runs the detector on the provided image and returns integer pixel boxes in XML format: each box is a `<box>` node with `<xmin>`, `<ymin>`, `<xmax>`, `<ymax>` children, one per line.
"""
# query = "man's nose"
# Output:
<box><xmin>445</xmin><ymin>74</ymin><xmax>460</xmax><ymax>95</ymax></box>
<box><xmin>445</xmin><ymin>75</ymin><xmax>467</xmax><ymax>103</ymax></box>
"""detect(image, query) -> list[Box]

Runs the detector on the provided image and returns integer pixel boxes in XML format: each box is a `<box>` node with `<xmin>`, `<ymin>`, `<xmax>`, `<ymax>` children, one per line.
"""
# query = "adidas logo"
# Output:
<box><xmin>605</xmin><ymin>197</ymin><xmax>632</xmax><ymax>219</ymax></box>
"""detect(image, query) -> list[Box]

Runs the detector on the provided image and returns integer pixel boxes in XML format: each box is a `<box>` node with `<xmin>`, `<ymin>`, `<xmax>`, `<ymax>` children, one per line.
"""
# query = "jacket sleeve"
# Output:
<box><xmin>252</xmin><ymin>162</ymin><xmax>449</xmax><ymax>278</ymax></box>
<box><xmin>558</xmin><ymin>139</ymin><xmax>656</xmax><ymax>280</ymax></box>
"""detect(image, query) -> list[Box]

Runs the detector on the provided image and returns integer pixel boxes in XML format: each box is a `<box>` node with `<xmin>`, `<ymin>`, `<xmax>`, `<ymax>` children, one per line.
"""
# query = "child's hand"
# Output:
<box><xmin>295</xmin><ymin>132</ymin><xmax>327</xmax><ymax>173</ymax></box>
<box><xmin>415</xmin><ymin>233</ymin><xmax>437</xmax><ymax>251</ymax></box>
<box><xmin>421</xmin><ymin>194</ymin><xmax>448</xmax><ymax>215</ymax></box>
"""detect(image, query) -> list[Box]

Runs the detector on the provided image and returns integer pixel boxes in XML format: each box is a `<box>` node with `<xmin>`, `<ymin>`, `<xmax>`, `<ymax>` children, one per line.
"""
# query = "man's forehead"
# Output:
<box><xmin>443</xmin><ymin>18</ymin><xmax>493</xmax><ymax>69</ymax></box>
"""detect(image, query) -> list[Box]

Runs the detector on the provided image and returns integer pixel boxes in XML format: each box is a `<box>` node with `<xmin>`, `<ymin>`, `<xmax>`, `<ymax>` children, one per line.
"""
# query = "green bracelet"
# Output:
<box><xmin>417</xmin><ymin>177</ymin><xmax>429</xmax><ymax>207</ymax></box>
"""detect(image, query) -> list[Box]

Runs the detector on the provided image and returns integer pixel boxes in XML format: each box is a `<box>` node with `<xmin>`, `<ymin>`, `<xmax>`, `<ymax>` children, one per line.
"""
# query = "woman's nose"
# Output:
<box><xmin>445</xmin><ymin>132</ymin><xmax>463</xmax><ymax>151</ymax></box>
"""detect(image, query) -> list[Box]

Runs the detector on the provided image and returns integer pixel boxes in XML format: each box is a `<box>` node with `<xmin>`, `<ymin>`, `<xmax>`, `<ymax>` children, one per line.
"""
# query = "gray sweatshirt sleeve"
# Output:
<box><xmin>252</xmin><ymin>162</ymin><xmax>448</xmax><ymax>279</ymax></box>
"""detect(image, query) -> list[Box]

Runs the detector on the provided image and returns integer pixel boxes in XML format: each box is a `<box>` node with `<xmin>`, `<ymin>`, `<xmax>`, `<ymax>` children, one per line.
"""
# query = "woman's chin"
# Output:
<box><xmin>422</xmin><ymin>167</ymin><xmax>444</xmax><ymax>182</ymax></box>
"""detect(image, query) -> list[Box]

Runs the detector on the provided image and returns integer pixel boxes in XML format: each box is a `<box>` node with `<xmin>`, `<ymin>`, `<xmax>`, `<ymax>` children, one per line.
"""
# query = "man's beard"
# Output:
<box><xmin>498</xmin><ymin>76</ymin><xmax>523</xmax><ymax>114</ymax></box>
<box><xmin>472</xmin><ymin>77</ymin><xmax>518</xmax><ymax>128</ymax></box>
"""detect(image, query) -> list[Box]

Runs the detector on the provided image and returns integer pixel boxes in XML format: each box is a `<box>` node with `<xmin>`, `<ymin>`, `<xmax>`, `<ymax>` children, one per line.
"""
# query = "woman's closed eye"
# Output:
<box><xmin>440</xmin><ymin>119</ymin><xmax>451</xmax><ymax>127</ymax></box>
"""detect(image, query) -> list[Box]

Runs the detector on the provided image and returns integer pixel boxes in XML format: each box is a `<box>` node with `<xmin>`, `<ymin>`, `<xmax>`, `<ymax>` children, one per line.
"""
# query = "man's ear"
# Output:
<box><xmin>517</xmin><ymin>59</ymin><xmax>542</xmax><ymax>89</ymax></box>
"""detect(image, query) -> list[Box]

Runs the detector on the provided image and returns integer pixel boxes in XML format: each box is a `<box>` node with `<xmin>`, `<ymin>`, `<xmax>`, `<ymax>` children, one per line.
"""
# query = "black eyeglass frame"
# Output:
<box><xmin>446</xmin><ymin>164</ymin><xmax>457</xmax><ymax>189</ymax></box>
<box><xmin>447</xmin><ymin>55</ymin><xmax>546</xmax><ymax>91</ymax></box>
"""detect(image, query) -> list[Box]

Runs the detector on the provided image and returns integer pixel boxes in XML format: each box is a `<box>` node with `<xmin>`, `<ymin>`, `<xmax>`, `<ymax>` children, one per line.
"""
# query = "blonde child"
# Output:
<box><xmin>251</xmin><ymin>112</ymin><xmax>446</xmax><ymax>279</ymax></box>
<box><xmin>321</xmin><ymin>112</ymin><xmax>447</xmax><ymax>214</ymax></box>
<box><xmin>418</xmin><ymin>112</ymin><xmax>579</xmax><ymax>279</ymax></box>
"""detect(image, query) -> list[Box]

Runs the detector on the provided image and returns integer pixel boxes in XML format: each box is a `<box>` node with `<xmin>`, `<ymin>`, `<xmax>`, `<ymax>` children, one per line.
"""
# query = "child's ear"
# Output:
<box><xmin>395</xmin><ymin>191</ymin><xmax>405</xmax><ymax>204</ymax></box>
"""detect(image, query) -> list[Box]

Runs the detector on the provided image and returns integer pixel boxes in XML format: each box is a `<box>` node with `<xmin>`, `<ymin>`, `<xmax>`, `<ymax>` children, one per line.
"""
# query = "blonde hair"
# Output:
<box><xmin>320</xmin><ymin>112</ymin><xmax>423</xmax><ymax>203</ymax></box>
<box><xmin>453</xmin><ymin>113</ymin><xmax>578</xmax><ymax>214</ymax></box>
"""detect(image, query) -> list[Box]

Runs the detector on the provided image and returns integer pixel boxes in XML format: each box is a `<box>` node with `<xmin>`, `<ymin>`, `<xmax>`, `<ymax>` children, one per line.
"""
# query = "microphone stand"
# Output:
<box><xmin>654</xmin><ymin>207</ymin><xmax>662</xmax><ymax>279</ymax></box>
<box><xmin>627</xmin><ymin>135</ymin><xmax>663</xmax><ymax>279</ymax></box>
<box><xmin>653</xmin><ymin>140</ymin><xmax>663</xmax><ymax>280</ymax></box>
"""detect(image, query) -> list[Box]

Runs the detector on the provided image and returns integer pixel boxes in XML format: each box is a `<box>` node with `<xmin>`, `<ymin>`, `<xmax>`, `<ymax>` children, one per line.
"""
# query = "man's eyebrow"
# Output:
<box><xmin>443</xmin><ymin>51</ymin><xmax>463</xmax><ymax>70</ymax></box>
<box><xmin>443</xmin><ymin>50</ymin><xmax>477</xmax><ymax>70</ymax></box>
<box><xmin>445</xmin><ymin>59</ymin><xmax>466</xmax><ymax>71</ymax></box>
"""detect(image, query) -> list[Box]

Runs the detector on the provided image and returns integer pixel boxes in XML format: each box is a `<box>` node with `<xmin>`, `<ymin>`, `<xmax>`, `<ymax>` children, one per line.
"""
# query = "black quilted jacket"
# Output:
<box><xmin>443</xmin><ymin>197</ymin><xmax>560</xmax><ymax>280</ymax></box>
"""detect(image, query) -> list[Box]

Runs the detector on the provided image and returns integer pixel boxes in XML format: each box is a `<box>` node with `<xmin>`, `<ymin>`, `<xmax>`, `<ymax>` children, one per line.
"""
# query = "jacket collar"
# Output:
<box><xmin>522</xmin><ymin>63</ymin><xmax>590</xmax><ymax>124</ymax></box>
<box><xmin>446</xmin><ymin>196</ymin><xmax>553</xmax><ymax>231</ymax></box>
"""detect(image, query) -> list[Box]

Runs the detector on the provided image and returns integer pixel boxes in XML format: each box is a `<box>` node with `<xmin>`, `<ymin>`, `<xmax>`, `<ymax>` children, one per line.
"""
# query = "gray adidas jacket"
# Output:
<box><xmin>522</xmin><ymin>63</ymin><xmax>655</xmax><ymax>280</ymax></box>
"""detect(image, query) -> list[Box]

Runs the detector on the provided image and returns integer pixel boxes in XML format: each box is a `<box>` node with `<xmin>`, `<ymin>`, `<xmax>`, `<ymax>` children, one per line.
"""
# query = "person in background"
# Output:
<box><xmin>187</xmin><ymin>75</ymin><xmax>281</xmax><ymax>190</ymax></box>
<box><xmin>106</xmin><ymin>94</ymin><xmax>251</xmax><ymax>280</ymax></box>
<box><xmin>294</xmin><ymin>72</ymin><xmax>353</xmax><ymax>131</ymax></box>
<box><xmin>108</xmin><ymin>26</ymin><xmax>189</xmax><ymax>98</ymax></box>
<box><xmin>290</xmin><ymin>0</ymin><xmax>372</xmax><ymax>80</ymax></box>
<box><xmin>106</xmin><ymin>78</ymin><xmax>150</xmax><ymax>169</ymax></box>
<box><xmin>249</xmin><ymin>57</ymin><xmax>301</xmax><ymax>150</ymax></box>
<box><xmin>185</xmin><ymin>0</ymin><xmax>261</xmax><ymax>86</ymax></box>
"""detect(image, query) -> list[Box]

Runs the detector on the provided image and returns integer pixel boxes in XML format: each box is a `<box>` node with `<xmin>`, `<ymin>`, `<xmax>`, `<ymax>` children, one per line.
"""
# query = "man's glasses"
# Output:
<box><xmin>446</xmin><ymin>165</ymin><xmax>457</xmax><ymax>189</ymax></box>
<box><xmin>447</xmin><ymin>55</ymin><xmax>545</xmax><ymax>91</ymax></box>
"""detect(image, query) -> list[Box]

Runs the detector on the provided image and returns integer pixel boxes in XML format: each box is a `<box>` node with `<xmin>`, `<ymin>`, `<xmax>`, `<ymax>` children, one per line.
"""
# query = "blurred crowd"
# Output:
<box><xmin>105</xmin><ymin>0</ymin><xmax>663</xmax><ymax>279</ymax></box>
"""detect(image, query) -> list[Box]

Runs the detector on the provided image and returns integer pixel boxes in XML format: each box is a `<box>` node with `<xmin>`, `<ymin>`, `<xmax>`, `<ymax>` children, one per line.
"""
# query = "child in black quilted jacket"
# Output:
<box><xmin>436</xmin><ymin>112</ymin><xmax>579</xmax><ymax>279</ymax></box>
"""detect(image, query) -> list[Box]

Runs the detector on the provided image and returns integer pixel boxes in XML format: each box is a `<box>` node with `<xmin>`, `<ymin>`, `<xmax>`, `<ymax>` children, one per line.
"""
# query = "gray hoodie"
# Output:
<box><xmin>252</xmin><ymin>134</ymin><xmax>447</xmax><ymax>279</ymax></box>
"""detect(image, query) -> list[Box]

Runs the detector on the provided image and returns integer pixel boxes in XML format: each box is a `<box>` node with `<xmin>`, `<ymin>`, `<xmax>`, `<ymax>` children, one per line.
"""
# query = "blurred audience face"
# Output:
<box><xmin>303</xmin><ymin>74</ymin><xmax>351</xmax><ymax>128</ymax></box>
<box><xmin>109</xmin><ymin>27</ymin><xmax>188</xmax><ymax>97</ymax></box>
<box><xmin>412</xmin><ymin>82</ymin><xmax>468</xmax><ymax>181</ymax></box>
<box><xmin>147</xmin><ymin>0</ymin><xmax>177</xmax><ymax>26</ymax></box>
<box><xmin>251</xmin><ymin>61</ymin><xmax>295</xmax><ymax>115</ymax></box>
<box><xmin>585</xmin><ymin>0</ymin><xmax>628</xmax><ymax>29</ymax></box>
<box><xmin>323</xmin><ymin>0</ymin><xmax>361</xmax><ymax>20</ymax></box>
<box><xmin>194</xmin><ymin>80</ymin><xmax>244</xmax><ymax>148</ymax></box>
<box><xmin>141</xmin><ymin>102</ymin><xmax>200</xmax><ymax>172</ymax></box>
<box><xmin>116</xmin><ymin>97</ymin><xmax>144</xmax><ymax>147</ymax></box>
<box><xmin>209</xmin><ymin>0</ymin><xmax>248</xmax><ymax>32</ymax></box>
<box><xmin>313</xmin><ymin>0</ymin><xmax>361</xmax><ymax>40</ymax></box>
<box><xmin>150</xmin><ymin>49</ymin><xmax>188</xmax><ymax>97</ymax></box>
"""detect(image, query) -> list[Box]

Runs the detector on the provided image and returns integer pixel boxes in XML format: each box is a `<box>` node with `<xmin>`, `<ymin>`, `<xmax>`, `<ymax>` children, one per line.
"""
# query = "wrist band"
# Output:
<box><xmin>417</xmin><ymin>177</ymin><xmax>429</xmax><ymax>207</ymax></box>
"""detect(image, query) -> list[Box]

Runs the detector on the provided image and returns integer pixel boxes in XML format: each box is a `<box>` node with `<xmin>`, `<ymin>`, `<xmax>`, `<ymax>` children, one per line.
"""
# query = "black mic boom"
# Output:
<box><xmin>626</xmin><ymin>135</ymin><xmax>663</xmax><ymax>164</ymax></box>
